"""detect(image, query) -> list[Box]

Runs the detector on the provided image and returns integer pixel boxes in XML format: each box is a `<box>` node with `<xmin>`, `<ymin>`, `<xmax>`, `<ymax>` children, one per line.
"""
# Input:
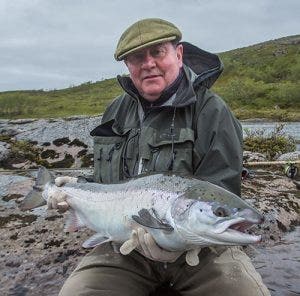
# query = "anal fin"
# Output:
<box><xmin>82</xmin><ymin>234</ymin><xmax>111</xmax><ymax>248</ymax></box>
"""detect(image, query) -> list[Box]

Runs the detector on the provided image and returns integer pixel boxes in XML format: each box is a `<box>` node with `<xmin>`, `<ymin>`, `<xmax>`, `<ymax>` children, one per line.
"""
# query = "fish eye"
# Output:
<box><xmin>213</xmin><ymin>206</ymin><xmax>229</xmax><ymax>217</ymax></box>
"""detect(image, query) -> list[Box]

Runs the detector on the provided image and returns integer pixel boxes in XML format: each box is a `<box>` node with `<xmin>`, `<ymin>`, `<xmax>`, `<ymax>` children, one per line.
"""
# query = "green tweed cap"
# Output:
<box><xmin>114</xmin><ymin>18</ymin><xmax>182</xmax><ymax>61</ymax></box>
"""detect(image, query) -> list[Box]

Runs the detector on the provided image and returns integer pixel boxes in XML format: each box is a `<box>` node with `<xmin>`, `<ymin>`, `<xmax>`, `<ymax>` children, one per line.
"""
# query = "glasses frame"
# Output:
<box><xmin>125</xmin><ymin>41</ymin><xmax>178</xmax><ymax>66</ymax></box>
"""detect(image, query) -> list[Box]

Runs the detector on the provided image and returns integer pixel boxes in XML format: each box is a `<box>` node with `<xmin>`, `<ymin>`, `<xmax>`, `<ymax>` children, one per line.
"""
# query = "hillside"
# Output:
<box><xmin>0</xmin><ymin>35</ymin><xmax>299</xmax><ymax>120</ymax></box>
<box><xmin>214</xmin><ymin>35</ymin><xmax>300</xmax><ymax>120</ymax></box>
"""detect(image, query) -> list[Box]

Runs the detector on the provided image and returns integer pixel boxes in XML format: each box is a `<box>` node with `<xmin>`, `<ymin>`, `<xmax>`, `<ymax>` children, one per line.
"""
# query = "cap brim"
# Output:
<box><xmin>116</xmin><ymin>36</ymin><xmax>177</xmax><ymax>61</ymax></box>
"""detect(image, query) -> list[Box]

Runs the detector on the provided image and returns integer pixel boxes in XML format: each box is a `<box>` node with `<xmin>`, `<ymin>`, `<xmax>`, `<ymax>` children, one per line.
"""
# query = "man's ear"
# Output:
<box><xmin>176</xmin><ymin>44</ymin><xmax>183</xmax><ymax>67</ymax></box>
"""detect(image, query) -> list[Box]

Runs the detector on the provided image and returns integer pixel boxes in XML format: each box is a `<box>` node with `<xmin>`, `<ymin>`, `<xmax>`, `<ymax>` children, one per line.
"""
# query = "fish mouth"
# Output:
<box><xmin>214</xmin><ymin>217</ymin><xmax>262</xmax><ymax>243</ymax></box>
<box><xmin>229</xmin><ymin>220</ymin><xmax>256</xmax><ymax>232</ymax></box>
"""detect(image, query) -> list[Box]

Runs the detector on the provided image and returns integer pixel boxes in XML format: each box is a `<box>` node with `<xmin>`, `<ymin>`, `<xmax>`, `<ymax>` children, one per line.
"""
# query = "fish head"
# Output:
<box><xmin>172</xmin><ymin>198</ymin><xmax>263</xmax><ymax>246</ymax></box>
<box><xmin>181</xmin><ymin>180</ymin><xmax>263</xmax><ymax>219</ymax></box>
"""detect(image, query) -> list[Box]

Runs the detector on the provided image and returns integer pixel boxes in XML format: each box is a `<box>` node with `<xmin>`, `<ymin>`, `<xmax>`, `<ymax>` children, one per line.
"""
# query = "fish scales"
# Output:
<box><xmin>20</xmin><ymin>168</ymin><xmax>264</xmax><ymax>251</ymax></box>
<box><xmin>59</xmin><ymin>185</ymin><xmax>179</xmax><ymax>244</ymax></box>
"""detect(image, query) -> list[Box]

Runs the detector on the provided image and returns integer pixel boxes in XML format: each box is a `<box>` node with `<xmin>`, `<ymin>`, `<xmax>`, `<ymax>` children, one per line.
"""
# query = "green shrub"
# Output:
<box><xmin>243</xmin><ymin>124</ymin><xmax>296</xmax><ymax>160</ymax></box>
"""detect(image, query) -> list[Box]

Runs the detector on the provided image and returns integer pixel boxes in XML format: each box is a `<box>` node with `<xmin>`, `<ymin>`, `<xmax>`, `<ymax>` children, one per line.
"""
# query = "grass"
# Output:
<box><xmin>0</xmin><ymin>35</ymin><xmax>299</xmax><ymax>120</ymax></box>
<box><xmin>0</xmin><ymin>79</ymin><xmax>122</xmax><ymax>119</ymax></box>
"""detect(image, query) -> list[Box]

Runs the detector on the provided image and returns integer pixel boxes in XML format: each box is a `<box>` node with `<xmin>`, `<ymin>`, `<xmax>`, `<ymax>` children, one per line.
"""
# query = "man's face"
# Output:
<box><xmin>125</xmin><ymin>42</ymin><xmax>183</xmax><ymax>102</ymax></box>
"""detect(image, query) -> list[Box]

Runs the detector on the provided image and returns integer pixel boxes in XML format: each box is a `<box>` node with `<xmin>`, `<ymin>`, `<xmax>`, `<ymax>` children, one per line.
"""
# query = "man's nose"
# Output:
<box><xmin>140</xmin><ymin>51</ymin><xmax>156</xmax><ymax>68</ymax></box>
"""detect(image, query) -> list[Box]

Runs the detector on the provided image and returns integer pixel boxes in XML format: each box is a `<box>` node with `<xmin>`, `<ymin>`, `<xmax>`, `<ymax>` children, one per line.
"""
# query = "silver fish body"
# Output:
<box><xmin>21</xmin><ymin>168</ymin><xmax>263</xmax><ymax>250</ymax></box>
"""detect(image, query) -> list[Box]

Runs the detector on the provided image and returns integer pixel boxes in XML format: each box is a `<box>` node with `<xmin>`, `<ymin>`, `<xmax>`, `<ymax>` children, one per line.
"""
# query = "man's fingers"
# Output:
<box><xmin>144</xmin><ymin>232</ymin><xmax>161</xmax><ymax>259</ymax></box>
<box><xmin>120</xmin><ymin>230</ymin><xmax>139</xmax><ymax>255</ymax></box>
<box><xmin>137</xmin><ymin>228</ymin><xmax>152</xmax><ymax>258</ymax></box>
<box><xmin>55</xmin><ymin>176</ymin><xmax>78</xmax><ymax>187</ymax></box>
<box><xmin>57</xmin><ymin>201</ymin><xmax>70</xmax><ymax>212</ymax></box>
<box><xmin>120</xmin><ymin>239</ymin><xmax>138</xmax><ymax>255</ymax></box>
<box><xmin>185</xmin><ymin>248</ymin><xmax>201</xmax><ymax>266</ymax></box>
<box><xmin>144</xmin><ymin>232</ymin><xmax>183</xmax><ymax>262</ymax></box>
<box><xmin>47</xmin><ymin>190</ymin><xmax>68</xmax><ymax>211</ymax></box>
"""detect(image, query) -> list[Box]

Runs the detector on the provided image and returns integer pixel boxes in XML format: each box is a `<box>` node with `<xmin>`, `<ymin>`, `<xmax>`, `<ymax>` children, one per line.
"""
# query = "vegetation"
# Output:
<box><xmin>213</xmin><ymin>35</ymin><xmax>300</xmax><ymax>121</ymax></box>
<box><xmin>0</xmin><ymin>79</ymin><xmax>122</xmax><ymax>119</ymax></box>
<box><xmin>0</xmin><ymin>139</ymin><xmax>49</xmax><ymax>169</ymax></box>
<box><xmin>0</xmin><ymin>35</ymin><xmax>299</xmax><ymax>120</ymax></box>
<box><xmin>0</xmin><ymin>137</ymin><xmax>76</xmax><ymax>169</ymax></box>
<box><xmin>243</xmin><ymin>124</ymin><xmax>297</xmax><ymax>160</ymax></box>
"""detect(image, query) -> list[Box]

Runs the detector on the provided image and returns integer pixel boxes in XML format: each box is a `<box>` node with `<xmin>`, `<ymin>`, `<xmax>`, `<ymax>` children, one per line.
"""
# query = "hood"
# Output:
<box><xmin>181</xmin><ymin>42</ymin><xmax>223</xmax><ymax>89</ymax></box>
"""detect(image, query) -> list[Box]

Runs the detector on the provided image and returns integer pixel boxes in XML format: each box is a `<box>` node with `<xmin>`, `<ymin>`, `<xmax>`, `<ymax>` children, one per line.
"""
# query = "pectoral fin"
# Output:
<box><xmin>82</xmin><ymin>234</ymin><xmax>111</xmax><ymax>248</ymax></box>
<box><xmin>132</xmin><ymin>208</ymin><xmax>174</xmax><ymax>231</ymax></box>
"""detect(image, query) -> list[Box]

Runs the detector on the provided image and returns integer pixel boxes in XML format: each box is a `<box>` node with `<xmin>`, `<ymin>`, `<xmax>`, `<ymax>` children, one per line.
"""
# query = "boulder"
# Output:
<box><xmin>243</xmin><ymin>151</ymin><xmax>267</xmax><ymax>162</ymax></box>
<box><xmin>0</xmin><ymin>141</ymin><xmax>10</xmax><ymax>162</ymax></box>
<box><xmin>276</xmin><ymin>151</ymin><xmax>300</xmax><ymax>161</ymax></box>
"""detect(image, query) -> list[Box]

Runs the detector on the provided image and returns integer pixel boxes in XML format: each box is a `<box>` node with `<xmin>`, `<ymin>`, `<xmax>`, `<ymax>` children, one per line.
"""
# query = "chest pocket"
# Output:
<box><xmin>141</xmin><ymin>127</ymin><xmax>195</xmax><ymax>174</ymax></box>
<box><xmin>93</xmin><ymin>135</ymin><xmax>126</xmax><ymax>183</ymax></box>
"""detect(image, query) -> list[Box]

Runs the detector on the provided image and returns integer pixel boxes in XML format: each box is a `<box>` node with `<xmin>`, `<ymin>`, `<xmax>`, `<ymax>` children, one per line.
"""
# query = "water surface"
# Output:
<box><xmin>252</xmin><ymin>227</ymin><xmax>300</xmax><ymax>295</ymax></box>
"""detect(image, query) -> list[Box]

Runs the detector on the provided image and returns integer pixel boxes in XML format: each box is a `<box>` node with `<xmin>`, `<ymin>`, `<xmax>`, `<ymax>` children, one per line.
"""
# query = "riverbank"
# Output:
<box><xmin>1</xmin><ymin>116</ymin><xmax>299</xmax><ymax>171</ymax></box>
<box><xmin>0</xmin><ymin>167</ymin><xmax>299</xmax><ymax>295</ymax></box>
<box><xmin>0</xmin><ymin>116</ymin><xmax>299</xmax><ymax>295</ymax></box>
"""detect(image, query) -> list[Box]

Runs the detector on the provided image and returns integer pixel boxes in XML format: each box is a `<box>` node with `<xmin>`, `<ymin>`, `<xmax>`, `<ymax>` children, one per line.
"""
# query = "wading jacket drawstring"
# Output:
<box><xmin>168</xmin><ymin>107</ymin><xmax>177</xmax><ymax>171</ymax></box>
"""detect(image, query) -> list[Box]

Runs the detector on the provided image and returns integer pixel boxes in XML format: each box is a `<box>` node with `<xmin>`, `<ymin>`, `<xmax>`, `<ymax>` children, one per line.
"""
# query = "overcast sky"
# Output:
<box><xmin>0</xmin><ymin>0</ymin><xmax>299</xmax><ymax>91</ymax></box>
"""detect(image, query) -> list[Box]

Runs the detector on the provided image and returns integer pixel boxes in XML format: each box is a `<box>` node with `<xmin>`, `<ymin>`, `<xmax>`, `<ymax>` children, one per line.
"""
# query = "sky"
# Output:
<box><xmin>0</xmin><ymin>0</ymin><xmax>299</xmax><ymax>91</ymax></box>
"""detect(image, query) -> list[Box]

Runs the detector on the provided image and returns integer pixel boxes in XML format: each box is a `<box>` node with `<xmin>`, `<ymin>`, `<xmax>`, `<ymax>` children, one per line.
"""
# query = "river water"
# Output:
<box><xmin>252</xmin><ymin>227</ymin><xmax>300</xmax><ymax>296</ymax></box>
<box><xmin>241</xmin><ymin>121</ymin><xmax>300</xmax><ymax>293</ymax></box>
<box><xmin>241</xmin><ymin>121</ymin><xmax>300</xmax><ymax>150</ymax></box>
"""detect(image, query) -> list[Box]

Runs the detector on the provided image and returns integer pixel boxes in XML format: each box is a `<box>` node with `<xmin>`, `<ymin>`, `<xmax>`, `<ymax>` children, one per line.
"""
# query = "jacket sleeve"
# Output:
<box><xmin>193</xmin><ymin>90</ymin><xmax>243</xmax><ymax>196</ymax></box>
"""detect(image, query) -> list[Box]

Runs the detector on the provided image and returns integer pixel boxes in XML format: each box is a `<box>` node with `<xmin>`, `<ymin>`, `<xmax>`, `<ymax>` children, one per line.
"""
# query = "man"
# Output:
<box><xmin>54</xmin><ymin>18</ymin><xmax>270</xmax><ymax>295</ymax></box>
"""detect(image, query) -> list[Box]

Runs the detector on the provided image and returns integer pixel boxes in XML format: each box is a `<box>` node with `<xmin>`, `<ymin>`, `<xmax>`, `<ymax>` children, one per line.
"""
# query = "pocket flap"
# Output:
<box><xmin>93</xmin><ymin>135</ymin><xmax>125</xmax><ymax>145</ymax></box>
<box><xmin>150</xmin><ymin>127</ymin><xmax>195</xmax><ymax>147</ymax></box>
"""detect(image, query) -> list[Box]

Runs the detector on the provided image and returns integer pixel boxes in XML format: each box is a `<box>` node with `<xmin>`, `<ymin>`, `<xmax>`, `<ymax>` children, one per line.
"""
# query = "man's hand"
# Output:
<box><xmin>120</xmin><ymin>228</ymin><xmax>201</xmax><ymax>266</ymax></box>
<box><xmin>47</xmin><ymin>176</ymin><xmax>77</xmax><ymax>212</ymax></box>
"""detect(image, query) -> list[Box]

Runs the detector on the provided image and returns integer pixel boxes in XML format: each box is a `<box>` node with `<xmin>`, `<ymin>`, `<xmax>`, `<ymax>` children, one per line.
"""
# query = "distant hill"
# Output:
<box><xmin>0</xmin><ymin>35</ymin><xmax>299</xmax><ymax>120</ymax></box>
<box><xmin>214</xmin><ymin>34</ymin><xmax>300</xmax><ymax>120</ymax></box>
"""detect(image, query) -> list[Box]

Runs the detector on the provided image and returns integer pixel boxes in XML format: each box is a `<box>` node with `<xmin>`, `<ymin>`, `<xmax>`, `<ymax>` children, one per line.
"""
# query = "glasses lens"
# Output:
<box><xmin>126</xmin><ymin>44</ymin><xmax>168</xmax><ymax>65</ymax></box>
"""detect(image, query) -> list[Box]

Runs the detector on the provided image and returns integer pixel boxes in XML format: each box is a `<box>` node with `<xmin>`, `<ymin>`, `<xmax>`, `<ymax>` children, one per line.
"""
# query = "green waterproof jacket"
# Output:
<box><xmin>91</xmin><ymin>42</ymin><xmax>243</xmax><ymax>196</ymax></box>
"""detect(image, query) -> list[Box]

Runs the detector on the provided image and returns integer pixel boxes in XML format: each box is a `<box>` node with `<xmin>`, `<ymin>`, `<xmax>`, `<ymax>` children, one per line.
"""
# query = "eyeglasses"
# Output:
<box><xmin>125</xmin><ymin>43</ymin><xmax>169</xmax><ymax>65</ymax></box>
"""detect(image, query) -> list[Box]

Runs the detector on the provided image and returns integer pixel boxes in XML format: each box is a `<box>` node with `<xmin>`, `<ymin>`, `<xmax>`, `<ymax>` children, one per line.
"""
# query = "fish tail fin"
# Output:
<box><xmin>19</xmin><ymin>166</ymin><xmax>53</xmax><ymax>211</ymax></box>
<box><xmin>19</xmin><ymin>188</ymin><xmax>46</xmax><ymax>210</ymax></box>
<box><xmin>35</xmin><ymin>166</ymin><xmax>55</xmax><ymax>186</ymax></box>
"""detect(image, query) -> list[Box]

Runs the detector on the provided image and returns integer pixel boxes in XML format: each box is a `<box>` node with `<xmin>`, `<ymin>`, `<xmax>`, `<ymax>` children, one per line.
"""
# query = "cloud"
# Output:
<box><xmin>0</xmin><ymin>0</ymin><xmax>299</xmax><ymax>91</ymax></box>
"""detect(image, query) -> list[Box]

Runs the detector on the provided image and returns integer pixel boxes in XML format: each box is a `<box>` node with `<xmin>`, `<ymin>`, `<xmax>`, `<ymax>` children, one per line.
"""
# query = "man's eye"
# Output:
<box><xmin>151</xmin><ymin>48</ymin><xmax>166</xmax><ymax>58</ymax></box>
<box><xmin>128</xmin><ymin>53</ymin><xmax>144</xmax><ymax>63</ymax></box>
<box><xmin>134</xmin><ymin>53</ymin><xmax>144</xmax><ymax>60</ymax></box>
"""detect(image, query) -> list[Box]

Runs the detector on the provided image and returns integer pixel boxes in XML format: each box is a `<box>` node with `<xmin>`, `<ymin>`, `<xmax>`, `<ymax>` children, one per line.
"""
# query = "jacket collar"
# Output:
<box><xmin>117</xmin><ymin>65</ymin><xmax>197</xmax><ymax>108</ymax></box>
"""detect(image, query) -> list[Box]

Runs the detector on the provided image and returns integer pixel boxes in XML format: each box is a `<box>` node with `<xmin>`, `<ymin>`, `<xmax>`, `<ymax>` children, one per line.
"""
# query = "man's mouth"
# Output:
<box><xmin>143</xmin><ymin>74</ymin><xmax>161</xmax><ymax>80</ymax></box>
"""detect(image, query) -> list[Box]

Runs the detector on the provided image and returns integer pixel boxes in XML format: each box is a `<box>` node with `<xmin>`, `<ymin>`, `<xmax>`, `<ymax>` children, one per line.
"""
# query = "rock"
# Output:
<box><xmin>0</xmin><ymin>175</ymin><xmax>33</xmax><ymax>198</ymax></box>
<box><xmin>243</xmin><ymin>151</ymin><xmax>267</xmax><ymax>162</ymax></box>
<box><xmin>13</xmin><ymin>116</ymin><xmax>101</xmax><ymax>148</ymax></box>
<box><xmin>276</xmin><ymin>151</ymin><xmax>300</xmax><ymax>161</ymax></box>
<box><xmin>0</xmin><ymin>128</ymin><xmax>20</xmax><ymax>137</ymax></box>
<box><xmin>0</xmin><ymin>141</ymin><xmax>11</xmax><ymax>161</ymax></box>
<box><xmin>0</xmin><ymin>115</ymin><xmax>102</xmax><ymax>169</ymax></box>
<box><xmin>9</xmin><ymin>119</ymin><xmax>37</xmax><ymax>125</ymax></box>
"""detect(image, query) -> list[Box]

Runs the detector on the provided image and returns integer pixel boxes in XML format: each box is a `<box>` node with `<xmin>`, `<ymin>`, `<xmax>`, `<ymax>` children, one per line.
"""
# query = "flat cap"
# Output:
<box><xmin>114</xmin><ymin>18</ymin><xmax>182</xmax><ymax>61</ymax></box>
